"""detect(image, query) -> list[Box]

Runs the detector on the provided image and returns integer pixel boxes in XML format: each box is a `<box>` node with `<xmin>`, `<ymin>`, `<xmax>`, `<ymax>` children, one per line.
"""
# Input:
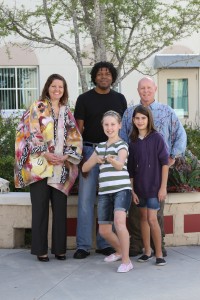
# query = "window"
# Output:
<box><xmin>167</xmin><ymin>79</ymin><xmax>188</xmax><ymax>118</ymax></box>
<box><xmin>0</xmin><ymin>67</ymin><xmax>39</xmax><ymax>110</ymax></box>
<box><xmin>78</xmin><ymin>67</ymin><xmax>120</xmax><ymax>95</ymax></box>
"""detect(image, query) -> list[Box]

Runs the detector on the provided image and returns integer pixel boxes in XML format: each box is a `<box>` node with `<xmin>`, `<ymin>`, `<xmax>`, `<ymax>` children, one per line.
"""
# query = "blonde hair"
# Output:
<box><xmin>101</xmin><ymin>110</ymin><xmax>122</xmax><ymax>124</ymax></box>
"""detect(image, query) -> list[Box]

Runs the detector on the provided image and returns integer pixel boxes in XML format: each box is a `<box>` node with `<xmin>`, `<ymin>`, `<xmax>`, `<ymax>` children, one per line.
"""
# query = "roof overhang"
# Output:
<box><xmin>154</xmin><ymin>54</ymin><xmax>200</xmax><ymax>69</ymax></box>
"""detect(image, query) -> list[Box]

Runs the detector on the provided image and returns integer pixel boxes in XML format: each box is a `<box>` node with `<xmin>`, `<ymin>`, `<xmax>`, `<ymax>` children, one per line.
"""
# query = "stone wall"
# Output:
<box><xmin>0</xmin><ymin>192</ymin><xmax>200</xmax><ymax>249</ymax></box>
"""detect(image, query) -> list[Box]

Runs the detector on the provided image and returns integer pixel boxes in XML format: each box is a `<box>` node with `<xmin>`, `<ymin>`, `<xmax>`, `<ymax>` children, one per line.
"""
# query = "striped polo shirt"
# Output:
<box><xmin>95</xmin><ymin>140</ymin><xmax>132</xmax><ymax>195</ymax></box>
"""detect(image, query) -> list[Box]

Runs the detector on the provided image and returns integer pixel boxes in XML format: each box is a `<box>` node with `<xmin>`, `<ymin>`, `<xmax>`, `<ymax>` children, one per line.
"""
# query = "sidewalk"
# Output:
<box><xmin>0</xmin><ymin>246</ymin><xmax>200</xmax><ymax>300</ymax></box>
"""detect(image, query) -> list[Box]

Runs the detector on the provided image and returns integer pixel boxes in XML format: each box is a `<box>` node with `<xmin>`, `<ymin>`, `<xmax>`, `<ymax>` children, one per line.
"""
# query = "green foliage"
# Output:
<box><xmin>184</xmin><ymin>123</ymin><xmax>200</xmax><ymax>160</ymax></box>
<box><xmin>0</xmin><ymin>113</ymin><xmax>29</xmax><ymax>192</ymax></box>
<box><xmin>0</xmin><ymin>114</ymin><xmax>16</xmax><ymax>191</ymax></box>
<box><xmin>0</xmin><ymin>115</ymin><xmax>16</xmax><ymax>157</ymax></box>
<box><xmin>0</xmin><ymin>155</ymin><xmax>15</xmax><ymax>190</ymax></box>
<box><xmin>167</xmin><ymin>122</ymin><xmax>200</xmax><ymax>192</ymax></box>
<box><xmin>168</xmin><ymin>149</ymin><xmax>200</xmax><ymax>193</ymax></box>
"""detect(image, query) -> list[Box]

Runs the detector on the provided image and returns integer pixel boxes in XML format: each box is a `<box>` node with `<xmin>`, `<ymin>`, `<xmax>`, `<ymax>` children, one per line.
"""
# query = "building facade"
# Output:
<box><xmin>0</xmin><ymin>13</ymin><xmax>200</xmax><ymax>125</ymax></box>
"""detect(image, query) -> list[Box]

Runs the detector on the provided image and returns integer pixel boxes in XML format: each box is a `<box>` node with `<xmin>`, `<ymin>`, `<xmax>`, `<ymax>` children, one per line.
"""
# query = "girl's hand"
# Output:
<box><xmin>96</xmin><ymin>156</ymin><xmax>106</xmax><ymax>164</ymax></box>
<box><xmin>105</xmin><ymin>154</ymin><xmax>117</xmax><ymax>163</ymax></box>
<box><xmin>158</xmin><ymin>187</ymin><xmax>167</xmax><ymax>202</ymax></box>
<box><xmin>132</xmin><ymin>191</ymin><xmax>139</xmax><ymax>205</ymax></box>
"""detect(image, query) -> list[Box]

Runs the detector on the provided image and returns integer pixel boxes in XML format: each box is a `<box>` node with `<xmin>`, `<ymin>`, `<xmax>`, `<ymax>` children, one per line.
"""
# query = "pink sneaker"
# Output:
<box><xmin>104</xmin><ymin>253</ymin><xmax>122</xmax><ymax>262</ymax></box>
<box><xmin>117</xmin><ymin>261</ymin><xmax>133</xmax><ymax>273</ymax></box>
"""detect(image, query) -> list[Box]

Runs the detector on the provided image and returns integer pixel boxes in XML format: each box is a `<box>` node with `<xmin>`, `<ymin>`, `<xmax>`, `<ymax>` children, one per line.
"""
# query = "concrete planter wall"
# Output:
<box><xmin>164</xmin><ymin>192</ymin><xmax>200</xmax><ymax>246</ymax></box>
<box><xmin>0</xmin><ymin>192</ymin><xmax>199</xmax><ymax>248</ymax></box>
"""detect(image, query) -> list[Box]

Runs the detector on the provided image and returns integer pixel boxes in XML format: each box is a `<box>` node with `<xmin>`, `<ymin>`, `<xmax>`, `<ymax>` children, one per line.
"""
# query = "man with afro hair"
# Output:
<box><xmin>74</xmin><ymin>61</ymin><xmax>127</xmax><ymax>259</ymax></box>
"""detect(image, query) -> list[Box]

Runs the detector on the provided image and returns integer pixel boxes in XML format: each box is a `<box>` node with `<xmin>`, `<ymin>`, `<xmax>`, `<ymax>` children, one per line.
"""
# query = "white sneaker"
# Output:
<box><xmin>104</xmin><ymin>253</ymin><xmax>122</xmax><ymax>262</ymax></box>
<box><xmin>117</xmin><ymin>261</ymin><xmax>133</xmax><ymax>273</ymax></box>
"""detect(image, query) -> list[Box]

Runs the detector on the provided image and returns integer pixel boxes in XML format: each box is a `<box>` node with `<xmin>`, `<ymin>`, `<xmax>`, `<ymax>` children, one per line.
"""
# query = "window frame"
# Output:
<box><xmin>0</xmin><ymin>66</ymin><xmax>39</xmax><ymax>111</ymax></box>
<box><xmin>167</xmin><ymin>78</ymin><xmax>189</xmax><ymax>118</ymax></box>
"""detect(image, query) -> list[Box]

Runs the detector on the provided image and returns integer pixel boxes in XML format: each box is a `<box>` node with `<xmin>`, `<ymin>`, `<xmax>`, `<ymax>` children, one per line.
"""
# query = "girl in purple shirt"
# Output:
<box><xmin>128</xmin><ymin>105</ymin><xmax>169</xmax><ymax>266</ymax></box>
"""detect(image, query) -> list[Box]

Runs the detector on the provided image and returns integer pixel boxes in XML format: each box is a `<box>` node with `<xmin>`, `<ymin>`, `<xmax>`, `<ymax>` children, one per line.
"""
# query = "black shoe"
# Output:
<box><xmin>37</xmin><ymin>256</ymin><xmax>49</xmax><ymax>262</ymax></box>
<box><xmin>156</xmin><ymin>257</ymin><xmax>167</xmax><ymax>266</ymax></box>
<box><xmin>55</xmin><ymin>254</ymin><xmax>66</xmax><ymax>260</ymax></box>
<box><xmin>95</xmin><ymin>247</ymin><xmax>115</xmax><ymax>256</ymax></box>
<box><xmin>129</xmin><ymin>249</ymin><xmax>143</xmax><ymax>257</ymax></box>
<box><xmin>73</xmin><ymin>249</ymin><xmax>90</xmax><ymax>259</ymax></box>
<box><xmin>137</xmin><ymin>253</ymin><xmax>153</xmax><ymax>262</ymax></box>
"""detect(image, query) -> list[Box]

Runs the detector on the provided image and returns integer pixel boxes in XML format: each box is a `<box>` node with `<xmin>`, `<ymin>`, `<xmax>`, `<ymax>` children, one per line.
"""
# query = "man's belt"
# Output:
<box><xmin>83</xmin><ymin>142</ymin><xmax>98</xmax><ymax>148</ymax></box>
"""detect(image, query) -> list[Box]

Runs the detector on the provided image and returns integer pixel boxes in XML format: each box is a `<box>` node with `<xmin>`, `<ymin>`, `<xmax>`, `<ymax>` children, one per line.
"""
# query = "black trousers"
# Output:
<box><xmin>30</xmin><ymin>179</ymin><xmax>67</xmax><ymax>256</ymax></box>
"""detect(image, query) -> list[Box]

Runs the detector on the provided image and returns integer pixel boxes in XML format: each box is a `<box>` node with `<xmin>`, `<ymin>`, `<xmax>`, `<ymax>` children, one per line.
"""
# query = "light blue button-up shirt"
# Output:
<box><xmin>120</xmin><ymin>101</ymin><xmax>187</xmax><ymax>157</ymax></box>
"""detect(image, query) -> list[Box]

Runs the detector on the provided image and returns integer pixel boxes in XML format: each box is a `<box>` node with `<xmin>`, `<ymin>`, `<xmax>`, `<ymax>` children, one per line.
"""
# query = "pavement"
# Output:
<box><xmin>0</xmin><ymin>246</ymin><xmax>200</xmax><ymax>300</ymax></box>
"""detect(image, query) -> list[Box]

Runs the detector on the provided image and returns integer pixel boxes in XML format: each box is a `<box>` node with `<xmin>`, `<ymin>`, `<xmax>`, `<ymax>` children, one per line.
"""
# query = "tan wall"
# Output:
<box><xmin>164</xmin><ymin>192</ymin><xmax>200</xmax><ymax>246</ymax></box>
<box><xmin>0</xmin><ymin>192</ymin><xmax>200</xmax><ymax>249</ymax></box>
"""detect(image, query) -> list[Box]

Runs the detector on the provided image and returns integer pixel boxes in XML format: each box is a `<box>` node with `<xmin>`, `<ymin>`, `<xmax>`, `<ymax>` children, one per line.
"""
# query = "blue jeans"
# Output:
<box><xmin>76</xmin><ymin>146</ymin><xmax>110</xmax><ymax>251</ymax></box>
<box><xmin>137</xmin><ymin>197</ymin><xmax>160</xmax><ymax>210</ymax></box>
<box><xmin>98</xmin><ymin>189</ymin><xmax>132</xmax><ymax>224</ymax></box>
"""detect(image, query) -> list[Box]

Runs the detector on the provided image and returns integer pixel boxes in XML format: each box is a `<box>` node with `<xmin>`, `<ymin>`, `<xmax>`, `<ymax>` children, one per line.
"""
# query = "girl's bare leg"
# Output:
<box><xmin>147</xmin><ymin>209</ymin><xmax>162</xmax><ymax>258</ymax></box>
<box><xmin>99</xmin><ymin>224</ymin><xmax>121</xmax><ymax>255</ymax></box>
<box><xmin>140</xmin><ymin>208</ymin><xmax>151</xmax><ymax>256</ymax></box>
<box><xmin>114</xmin><ymin>211</ymin><xmax>130</xmax><ymax>264</ymax></box>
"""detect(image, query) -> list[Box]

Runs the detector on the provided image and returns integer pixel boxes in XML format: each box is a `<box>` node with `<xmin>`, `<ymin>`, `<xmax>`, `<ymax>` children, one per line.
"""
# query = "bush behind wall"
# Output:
<box><xmin>0</xmin><ymin>114</ymin><xmax>199</xmax><ymax>193</ymax></box>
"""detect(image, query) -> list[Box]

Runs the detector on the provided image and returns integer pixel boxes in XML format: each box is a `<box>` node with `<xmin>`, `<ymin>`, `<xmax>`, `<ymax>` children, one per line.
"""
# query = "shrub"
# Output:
<box><xmin>0</xmin><ymin>113</ymin><xmax>29</xmax><ymax>192</ymax></box>
<box><xmin>0</xmin><ymin>114</ymin><xmax>16</xmax><ymax>191</ymax></box>
<box><xmin>167</xmin><ymin>122</ymin><xmax>200</xmax><ymax>193</ymax></box>
<box><xmin>167</xmin><ymin>149</ymin><xmax>200</xmax><ymax>192</ymax></box>
<box><xmin>184</xmin><ymin>123</ymin><xmax>200</xmax><ymax>160</ymax></box>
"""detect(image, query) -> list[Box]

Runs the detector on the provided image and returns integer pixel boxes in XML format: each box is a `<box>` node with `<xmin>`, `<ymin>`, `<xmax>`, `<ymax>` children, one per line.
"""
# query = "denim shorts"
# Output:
<box><xmin>98</xmin><ymin>189</ymin><xmax>132</xmax><ymax>224</ymax></box>
<box><xmin>137</xmin><ymin>197</ymin><xmax>160</xmax><ymax>210</ymax></box>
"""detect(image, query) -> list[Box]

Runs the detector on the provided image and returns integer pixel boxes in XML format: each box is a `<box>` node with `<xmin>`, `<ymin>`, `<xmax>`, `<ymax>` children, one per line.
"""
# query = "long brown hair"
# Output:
<box><xmin>40</xmin><ymin>74</ymin><xmax>68</xmax><ymax>105</ymax></box>
<box><xmin>130</xmin><ymin>105</ymin><xmax>156</xmax><ymax>142</ymax></box>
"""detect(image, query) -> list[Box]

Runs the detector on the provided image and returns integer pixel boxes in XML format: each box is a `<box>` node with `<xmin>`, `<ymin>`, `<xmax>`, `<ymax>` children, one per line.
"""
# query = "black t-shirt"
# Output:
<box><xmin>74</xmin><ymin>89</ymin><xmax>127</xmax><ymax>143</ymax></box>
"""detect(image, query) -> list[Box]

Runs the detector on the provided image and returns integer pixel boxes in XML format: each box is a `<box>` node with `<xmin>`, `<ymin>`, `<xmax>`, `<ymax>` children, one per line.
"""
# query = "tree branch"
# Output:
<box><xmin>43</xmin><ymin>0</ymin><xmax>55</xmax><ymax>40</ymax></box>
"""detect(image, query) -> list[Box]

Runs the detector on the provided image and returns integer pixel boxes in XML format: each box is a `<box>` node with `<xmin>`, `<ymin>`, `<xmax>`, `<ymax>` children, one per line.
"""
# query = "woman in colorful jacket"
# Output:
<box><xmin>15</xmin><ymin>74</ymin><xmax>82</xmax><ymax>262</ymax></box>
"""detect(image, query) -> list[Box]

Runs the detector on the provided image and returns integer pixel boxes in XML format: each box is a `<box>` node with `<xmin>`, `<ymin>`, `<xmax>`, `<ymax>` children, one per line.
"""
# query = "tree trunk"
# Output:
<box><xmin>93</xmin><ymin>0</ymin><xmax>107</xmax><ymax>62</ymax></box>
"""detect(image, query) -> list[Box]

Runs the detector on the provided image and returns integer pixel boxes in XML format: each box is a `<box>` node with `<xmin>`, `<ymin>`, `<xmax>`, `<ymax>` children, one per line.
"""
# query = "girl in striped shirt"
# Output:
<box><xmin>82</xmin><ymin>110</ymin><xmax>133</xmax><ymax>273</ymax></box>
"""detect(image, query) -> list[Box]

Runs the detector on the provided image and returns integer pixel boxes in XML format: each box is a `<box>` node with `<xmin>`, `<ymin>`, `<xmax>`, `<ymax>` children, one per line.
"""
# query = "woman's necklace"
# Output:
<box><xmin>48</xmin><ymin>99</ymin><xmax>60</xmax><ymax>142</ymax></box>
<box><xmin>49</xmin><ymin>100</ymin><xmax>60</xmax><ymax>119</ymax></box>
<box><xmin>51</xmin><ymin>105</ymin><xmax>60</xmax><ymax>119</ymax></box>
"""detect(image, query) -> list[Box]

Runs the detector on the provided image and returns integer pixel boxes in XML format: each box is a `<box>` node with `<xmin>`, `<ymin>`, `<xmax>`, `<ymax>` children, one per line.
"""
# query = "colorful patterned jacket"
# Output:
<box><xmin>15</xmin><ymin>99</ymin><xmax>82</xmax><ymax>196</ymax></box>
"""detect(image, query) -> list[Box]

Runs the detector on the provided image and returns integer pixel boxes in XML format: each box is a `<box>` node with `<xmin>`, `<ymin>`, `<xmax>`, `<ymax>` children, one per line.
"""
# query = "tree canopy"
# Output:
<box><xmin>0</xmin><ymin>0</ymin><xmax>200</xmax><ymax>91</ymax></box>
